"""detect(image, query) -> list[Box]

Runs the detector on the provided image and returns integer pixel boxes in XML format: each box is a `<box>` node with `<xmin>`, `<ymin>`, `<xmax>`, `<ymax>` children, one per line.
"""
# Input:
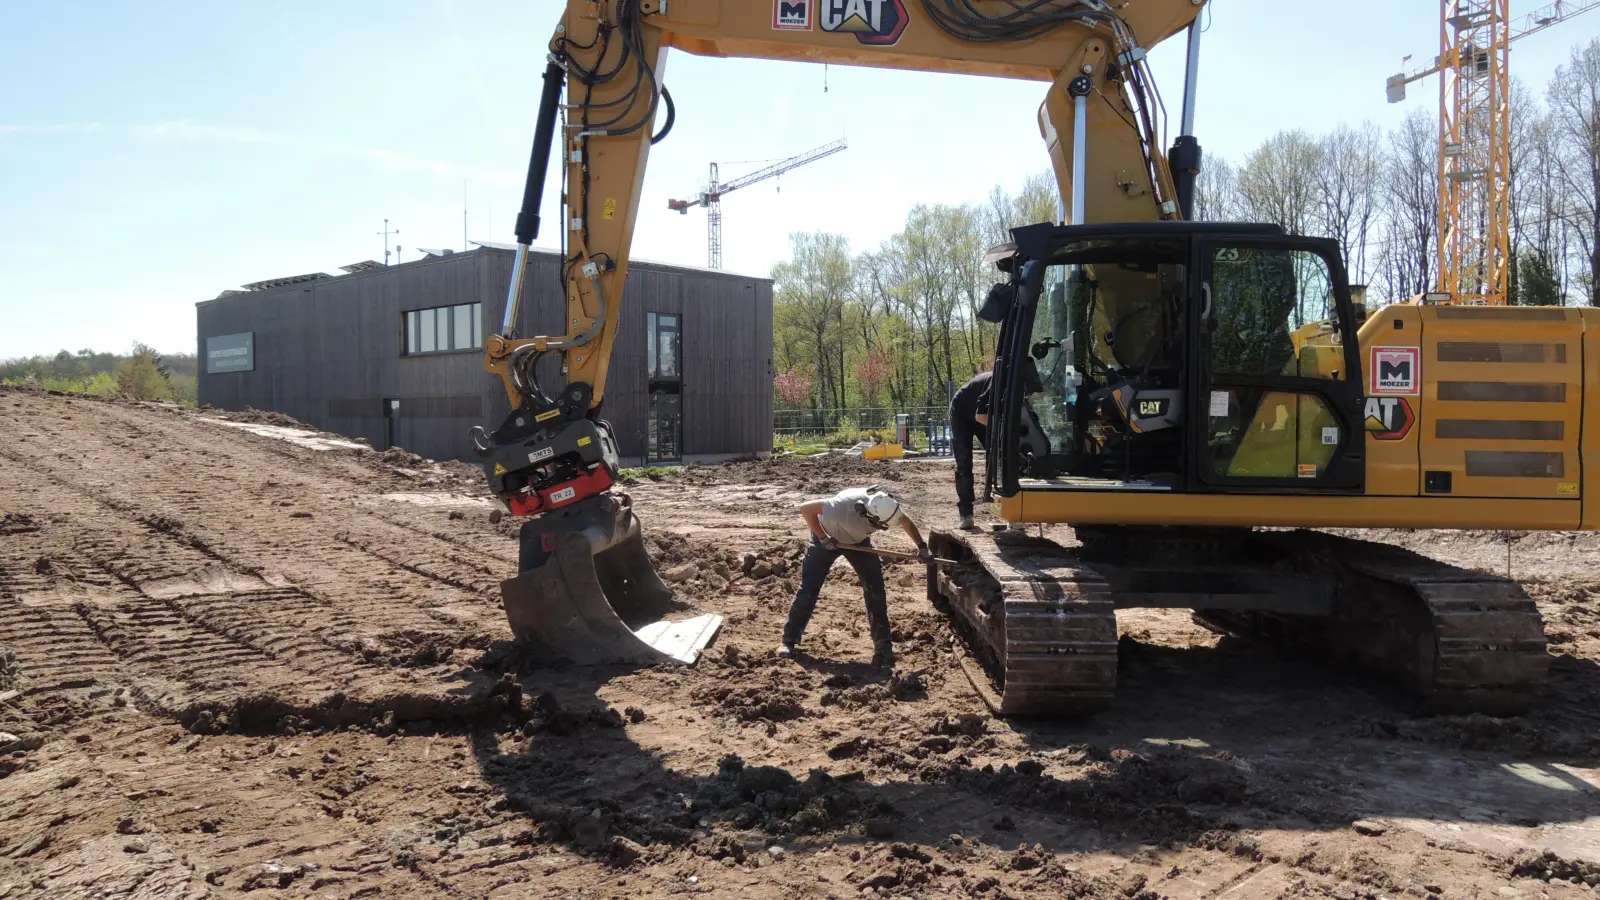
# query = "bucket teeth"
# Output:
<box><xmin>501</xmin><ymin>497</ymin><xmax>721</xmax><ymax>666</ymax></box>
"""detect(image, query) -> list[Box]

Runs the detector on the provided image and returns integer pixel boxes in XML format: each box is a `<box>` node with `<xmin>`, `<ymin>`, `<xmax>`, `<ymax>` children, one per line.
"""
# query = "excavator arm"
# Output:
<box><xmin>475</xmin><ymin>0</ymin><xmax>1209</xmax><ymax>662</ymax></box>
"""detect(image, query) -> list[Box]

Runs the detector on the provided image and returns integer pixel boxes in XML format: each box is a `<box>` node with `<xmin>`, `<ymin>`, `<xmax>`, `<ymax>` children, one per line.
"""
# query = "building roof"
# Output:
<box><xmin>467</xmin><ymin>240</ymin><xmax>769</xmax><ymax>281</ymax></box>
<box><xmin>339</xmin><ymin>260</ymin><xmax>383</xmax><ymax>274</ymax></box>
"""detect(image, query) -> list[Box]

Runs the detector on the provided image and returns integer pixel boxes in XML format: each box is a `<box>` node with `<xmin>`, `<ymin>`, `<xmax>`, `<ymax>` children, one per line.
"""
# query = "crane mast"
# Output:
<box><xmin>668</xmin><ymin>139</ymin><xmax>848</xmax><ymax>269</ymax></box>
<box><xmin>1388</xmin><ymin>0</ymin><xmax>1600</xmax><ymax>305</ymax></box>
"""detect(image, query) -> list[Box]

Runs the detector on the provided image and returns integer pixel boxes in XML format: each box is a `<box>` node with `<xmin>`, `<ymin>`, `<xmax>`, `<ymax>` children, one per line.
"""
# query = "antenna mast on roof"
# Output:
<box><xmin>378</xmin><ymin>219</ymin><xmax>400</xmax><ymax>266</ymax></box>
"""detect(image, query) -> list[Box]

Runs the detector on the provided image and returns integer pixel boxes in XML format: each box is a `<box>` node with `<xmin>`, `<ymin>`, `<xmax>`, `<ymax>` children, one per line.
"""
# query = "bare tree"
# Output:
<box><xmin>1547</xmin><ymin>38</ymin><xmax>1600</xmax><ymax>304</ymax></box>
<box><xmin>1194</xmin><ymin>155</ymin><xmax>1242</xmax><ymax>222</ymax></box>
<box><xmin>982</xmin><ymin>171</ymin><xmax>1057</xmax><ymax>247</ymax></box>
<box><xmin>1374</xmin><ymin>109</ymin><xmax>1438</xmax><ymax>303</ymax></box>
<box><xmin>1237</xmin><ymin>130</ymin><xmax>1321</xmax><ymax>235</ymax></box>
<box><xmin>1314</xmin><ymin>123</ymin><xmax>1383</xmax><ymax>282</ymax></box>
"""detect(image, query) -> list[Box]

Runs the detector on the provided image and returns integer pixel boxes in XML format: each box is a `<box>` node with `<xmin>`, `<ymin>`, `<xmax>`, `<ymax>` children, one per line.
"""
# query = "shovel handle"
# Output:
<box><xmin>837</xmin><ymin>544</ymin><xmax>960</xmax><ymax>565</ymax></box>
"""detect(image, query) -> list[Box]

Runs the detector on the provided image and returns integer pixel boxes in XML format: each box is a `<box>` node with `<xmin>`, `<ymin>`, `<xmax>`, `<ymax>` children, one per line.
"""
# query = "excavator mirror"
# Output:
<box><xmin>978</xmin><ymin>283</ymin><xmax>1015</xmax><ymax>323</ymax></box>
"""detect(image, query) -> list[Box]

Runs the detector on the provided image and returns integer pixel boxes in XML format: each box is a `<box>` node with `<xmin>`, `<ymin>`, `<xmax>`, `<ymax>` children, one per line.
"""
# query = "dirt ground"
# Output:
<box><xmin>2</xmin><ymin>386</ymin><xmax>1599</xmax><ymax>899</ymax></box>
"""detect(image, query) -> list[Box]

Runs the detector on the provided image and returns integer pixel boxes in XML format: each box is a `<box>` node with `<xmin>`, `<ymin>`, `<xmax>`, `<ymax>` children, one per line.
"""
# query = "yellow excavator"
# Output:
<box><xmin>473</xmin><ymin>0</ymin><xmax>1590</xmax><ymax>716</ymax></box>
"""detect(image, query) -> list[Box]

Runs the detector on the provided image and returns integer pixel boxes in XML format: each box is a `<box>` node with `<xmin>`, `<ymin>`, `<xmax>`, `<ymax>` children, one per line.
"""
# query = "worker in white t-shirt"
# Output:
<box><xmin>777</xmin><ymin>486</ymin><xmax>930</xmax><ymax>668</ymax></box>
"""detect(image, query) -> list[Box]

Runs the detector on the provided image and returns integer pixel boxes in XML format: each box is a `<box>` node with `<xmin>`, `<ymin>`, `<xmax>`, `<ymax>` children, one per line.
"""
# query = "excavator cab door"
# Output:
<box><xmin>1188</xmin><ymin>236</ymin><xmax>1364</xmax><ymax>491</ymax></box>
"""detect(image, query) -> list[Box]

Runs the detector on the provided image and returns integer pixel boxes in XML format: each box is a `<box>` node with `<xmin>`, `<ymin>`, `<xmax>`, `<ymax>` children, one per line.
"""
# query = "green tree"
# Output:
<box><xmin>1517</xmin><ymin>249</ymin><xmax>1565</xmax><ymax>307</ymax></box>
<box><xmin>114</xmin><ymin>342</ymin><xmax>174</xmax><ymax>401</ymax></box>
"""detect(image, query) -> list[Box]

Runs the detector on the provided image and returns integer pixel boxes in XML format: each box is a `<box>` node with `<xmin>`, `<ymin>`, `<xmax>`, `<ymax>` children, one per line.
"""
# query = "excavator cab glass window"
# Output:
<box><xmin>1201</xmin><ymin>243</ymin><xmax>1358</xmax><ymax>486</ymax></box>
<box><xmin>1026</xmin><ymin>238</ymin><xmax>1187</xmax><ymax>482</ymax></box>
<box><xmin>1207</xmin><ymin>247</ymin><xmax>1342</xmax><ymax>380</ymax></box>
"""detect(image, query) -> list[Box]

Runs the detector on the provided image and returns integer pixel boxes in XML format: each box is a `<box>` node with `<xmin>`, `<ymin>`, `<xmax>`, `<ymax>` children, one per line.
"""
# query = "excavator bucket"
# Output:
<box><xmin>501</xmin><ymin>494</ymin><xmax>722</xmax><ymax>665</ymax></box>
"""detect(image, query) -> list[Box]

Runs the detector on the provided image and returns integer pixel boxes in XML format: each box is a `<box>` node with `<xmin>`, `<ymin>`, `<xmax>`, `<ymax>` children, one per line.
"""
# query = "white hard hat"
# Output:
<box><xmin>860</xmin><ymin>489</ymin><xmax>903</xmax><ymax>529</ymax></box>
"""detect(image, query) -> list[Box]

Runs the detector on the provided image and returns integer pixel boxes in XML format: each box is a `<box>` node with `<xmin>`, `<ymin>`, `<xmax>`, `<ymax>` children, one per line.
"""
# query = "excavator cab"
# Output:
<box><xmin>984</xmin><ymin>221</ymin><xmax>1366</xmax><ymax>500</ymax></box>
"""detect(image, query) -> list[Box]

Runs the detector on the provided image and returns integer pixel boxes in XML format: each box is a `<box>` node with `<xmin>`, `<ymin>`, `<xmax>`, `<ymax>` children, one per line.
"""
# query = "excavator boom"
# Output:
<box><xmin>471</xmin><ymin>0</ymin><xmax>1210</xmax><ymax>665</ymax></box>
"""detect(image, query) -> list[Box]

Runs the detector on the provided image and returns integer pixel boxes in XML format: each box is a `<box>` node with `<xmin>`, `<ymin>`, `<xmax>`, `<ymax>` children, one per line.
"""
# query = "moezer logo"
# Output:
<box><xmin>1369</xmin><ymin>346</ymin><xmax>1420</xmax><ymax>396</ymax></box>
<box><xmin>772</xmin><ymin>0</ymin><xmax>812</xmax><ymax>31</ymax></box>
<box><xmin>819</xmin><ymin>0</ymin><xmax>908</xmax><ymax>44</ymax></box>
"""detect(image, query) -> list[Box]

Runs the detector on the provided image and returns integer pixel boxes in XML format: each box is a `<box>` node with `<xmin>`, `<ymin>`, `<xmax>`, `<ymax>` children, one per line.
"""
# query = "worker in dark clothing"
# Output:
<box><xmin>949</xmin><ymin>371</ymin><xmax>991</xmax><ymax>530</ymax></box>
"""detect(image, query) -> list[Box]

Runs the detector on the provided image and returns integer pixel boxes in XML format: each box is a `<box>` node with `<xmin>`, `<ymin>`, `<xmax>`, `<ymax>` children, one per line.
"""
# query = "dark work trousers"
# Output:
<box><xmin>781</xmin><ymin>536</ymin><xmax>891</xmax><ymax>649</ymax></box>
<box><xmin>951</xmin><ymin>415</ymin><xmax>988</xmax><ymax>519</ymax></box>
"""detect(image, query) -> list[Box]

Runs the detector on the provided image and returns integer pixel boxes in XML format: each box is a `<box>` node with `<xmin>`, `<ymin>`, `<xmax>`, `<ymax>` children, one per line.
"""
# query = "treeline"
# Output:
<box><xmin>771</xmin><ymin>37</ymin><xmax>1600</xmax><ymax>412</ymax></box>
<box><xmin>0</xmin><ymin>345</ymin><xmax>198</xmax><ymax>404</ymax></box>
<box><xmin>1199</xmin><ymin>38</ymin><xmax>1599</xmax><ymax>307</ymax></box>
<box><xmin>772</xmin><ymin>172</ymin><xmax>1056</xmax><ymax>412</ymax></box>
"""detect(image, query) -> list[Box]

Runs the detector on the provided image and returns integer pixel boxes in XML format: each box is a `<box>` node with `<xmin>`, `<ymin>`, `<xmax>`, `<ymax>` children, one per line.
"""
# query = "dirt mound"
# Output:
<box><xmin>1509</xmin><ymin>849</ymin><xmax>1600</xmax><ymax>887</ymax></box>
<box><xmin>216</xmin><ymin>406</ymin><xmax>317</xmax><ymax>429</ymax></box>
<box><xmin>646</xmin><ymin>532</ymin><xmax>802</xmax><ymax>600</ymax></box>
<box><xmin>1363</xmin><ymin>711</ymin><xmax>1600</xmax><ymax>758</ymax></box>
<box><xmin>356</xmin><ymin>447</ymin><xmax>488</xmax><ymax>494</ymax></box>
<box><xmin>690</xmin><ymin>680</ymin><xmax>809</xmax><ymax>723</ymax></box>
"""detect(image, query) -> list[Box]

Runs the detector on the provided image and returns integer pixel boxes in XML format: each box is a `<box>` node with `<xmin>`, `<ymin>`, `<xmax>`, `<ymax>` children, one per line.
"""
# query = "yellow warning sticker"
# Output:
<box><xmin>493</xmin><ymin>463</ymin><xmax>506</xmax><ymax>476</ymax></box>
<box><xmin>576</xmin><ymin>436</ymin><xmax>592</xmax><ymax>447</ymax></box>
<box><xmin>603</xmin><ymin>198</ymin><xmax>616</xmax><ymax>220</ymax></box>
<box><xmin>1297</xmin><ymin>464</ymin><xmax>1317</xmax><ymax>478</ymax></box>
<box><xmin>535</xmin><ymin>409</ymin><xmax>561</xmax><ymax>422</ymax></box>
<box><xmin>1558</xmin><ymin>482</ymin><xmax>1579</xmax><ymax>495</ymax></box>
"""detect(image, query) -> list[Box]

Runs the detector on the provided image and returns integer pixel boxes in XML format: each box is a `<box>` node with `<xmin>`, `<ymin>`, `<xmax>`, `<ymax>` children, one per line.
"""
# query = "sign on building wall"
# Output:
<box><xmin>205</xmin><ymin>332</ymin><xmax>255</xmax><ymax>373</ymax></box>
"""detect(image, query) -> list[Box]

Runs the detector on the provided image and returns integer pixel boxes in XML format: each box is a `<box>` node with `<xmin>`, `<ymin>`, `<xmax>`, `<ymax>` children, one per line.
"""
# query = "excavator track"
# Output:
<box><xmin>927</xmin><ymin>530</ymin><xmax>1117</xmax><ymax>716</ymax></box>
<box><xmin>1192</xmin><ymin>532</ymin><xmax>1549</xmax><ymax>716</ymax></box>
<box><xmin>928</xmin><ymin>527</ymin><xmax>1549</xmax><ymax>717</ymax></box>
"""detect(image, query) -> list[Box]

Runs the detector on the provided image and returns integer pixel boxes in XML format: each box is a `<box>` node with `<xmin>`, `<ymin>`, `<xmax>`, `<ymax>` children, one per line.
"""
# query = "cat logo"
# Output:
<box><xmin>772</xmin><ymin>0</ymin><xmax>812</xmax><ymax>30</ymax></box>
<box><xmin>820</xmin><ymin>0</ymin><xmax>908</xmax><ymax>45</ymax></box>
<box><xmin>493</xmin><ymin>462</ymin><xmax>506</xmax><ymax>476</ymax></box>
<box><xmin>1137</xmin><ymin>399</ymin><xmax>1167</xmax><ymax>418</ymax></box>
<box><xmin>1363</xmin><ymin>396</ymin><xmax>1415</xmax><ymax>441</ymax></box>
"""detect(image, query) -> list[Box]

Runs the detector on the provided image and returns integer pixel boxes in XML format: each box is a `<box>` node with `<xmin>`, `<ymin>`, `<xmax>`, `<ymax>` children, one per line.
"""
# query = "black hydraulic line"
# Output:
<box><xmin>650</xmin><ymin>87</ymin><xmax>675</xmax><ymax>145</ymax></box>
<box><xmin>515</xmin><ymin>60</ymin><xmax>565</xmax><ymax>246</ymax></box>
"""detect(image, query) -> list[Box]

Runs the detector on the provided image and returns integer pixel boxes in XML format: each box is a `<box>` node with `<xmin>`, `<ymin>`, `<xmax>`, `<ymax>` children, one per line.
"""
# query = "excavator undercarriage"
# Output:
<box><xmin>928</xmin><ymin>526</ymin><xmax>1549</xmax><ymax>717</ymax></box>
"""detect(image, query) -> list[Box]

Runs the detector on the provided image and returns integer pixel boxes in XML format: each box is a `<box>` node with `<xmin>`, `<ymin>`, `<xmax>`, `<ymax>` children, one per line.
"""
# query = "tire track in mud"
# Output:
<box><xmin>0</xmin><ymin>452</ymin><xmax>511</xmax><ymax>735</ymax></box>
<box><xmin>0</xmin><ymin>397</ymin><xmax>514</xmax><ymax>645</ymax></box>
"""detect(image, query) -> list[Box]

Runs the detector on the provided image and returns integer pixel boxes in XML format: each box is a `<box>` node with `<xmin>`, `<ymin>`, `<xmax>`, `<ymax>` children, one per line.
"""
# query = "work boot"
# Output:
<box><xmin>775</xmin><ymin>642</ymin><xmax>793</xmax><ymax>659</ymax></box>
<box><xmin>872</xmin><ymin>642</ymin><xmax>895</xmax><ymax>669</ymax></box>
<box><xmin>958</xmin><ymin>515</ymin><xmax>975</xmax><ymax>530</ymax></box>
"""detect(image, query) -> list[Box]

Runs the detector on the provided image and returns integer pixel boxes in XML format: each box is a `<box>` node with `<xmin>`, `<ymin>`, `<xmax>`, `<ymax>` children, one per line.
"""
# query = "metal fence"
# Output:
<box><xmin>773</xmin><ymin>406</ymin><xmax>954</xmax><ymax>456</ymax></box>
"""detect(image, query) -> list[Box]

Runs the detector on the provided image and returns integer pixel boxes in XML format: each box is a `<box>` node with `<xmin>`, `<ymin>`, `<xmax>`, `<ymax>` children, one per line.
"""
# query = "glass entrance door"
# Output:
<box><xmin>646</xmin><ymin>312</ymin><xmax>682</xmax><ymax>463</ymax></box>
<box><xmin>1193</xmin><ymin>240</ymin><xmax>1364</xmax><ymax>490</ymax></box>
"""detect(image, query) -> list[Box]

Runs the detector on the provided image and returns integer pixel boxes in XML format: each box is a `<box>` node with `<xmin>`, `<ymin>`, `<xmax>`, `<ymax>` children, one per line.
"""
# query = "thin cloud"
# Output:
<box><xmin>1</xmin><ymin>120</ymin><xmax>518</xmax><ymax>185</ymax></box>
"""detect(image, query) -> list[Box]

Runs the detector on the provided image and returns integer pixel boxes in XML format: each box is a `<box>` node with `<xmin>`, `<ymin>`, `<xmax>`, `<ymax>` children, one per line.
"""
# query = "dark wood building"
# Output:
<box><xmin>196</xmin><ymin>244</ymin><xmax>774</xmax><ymax>465</ymax></box>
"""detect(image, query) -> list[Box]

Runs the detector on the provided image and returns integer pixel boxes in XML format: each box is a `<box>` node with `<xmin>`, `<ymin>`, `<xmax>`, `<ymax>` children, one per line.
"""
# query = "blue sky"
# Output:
<box><xmin>1</xmin><ymin>1</ymin><xmax>1595</xmax><ymax>359</ymax></box>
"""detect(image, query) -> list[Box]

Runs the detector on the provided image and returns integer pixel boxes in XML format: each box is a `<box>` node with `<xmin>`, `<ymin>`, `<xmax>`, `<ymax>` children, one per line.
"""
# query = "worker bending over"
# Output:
<box><xmin>949</xmin><ymin>370</ymin><xmax>992</xmax><ymax>530</ymax></box>
<box><xmin>778</xmin><ymin>486</ymin><xmax>931</xmax><ymax>668</ymax></box>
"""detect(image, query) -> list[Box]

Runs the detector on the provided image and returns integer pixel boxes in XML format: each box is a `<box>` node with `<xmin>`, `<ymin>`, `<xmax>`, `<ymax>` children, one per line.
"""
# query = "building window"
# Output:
<box><xmin>646</xmin><ymin>312</ymin><xmax>682</xmax><ymax>463</ymax></box>
<box><xmin>404</xmin><ymin>302</ymin><xmax>482</xmax><ymax>355</ymax></box>
<box><xmin>647</xmin><ymin>312</ymin><xmax>680</xmax><ymax>379</ymax></box>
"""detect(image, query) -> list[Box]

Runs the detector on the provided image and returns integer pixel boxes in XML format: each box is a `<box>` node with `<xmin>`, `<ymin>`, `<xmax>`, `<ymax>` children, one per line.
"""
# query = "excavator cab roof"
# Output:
<box><xmin>987</xmin><ymin>221</ymin><xmax>1293</xmax><ymax>273</ymax></box>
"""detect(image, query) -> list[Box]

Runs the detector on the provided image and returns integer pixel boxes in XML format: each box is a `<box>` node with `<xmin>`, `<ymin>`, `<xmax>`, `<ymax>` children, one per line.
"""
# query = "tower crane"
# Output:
<box><xmin>667</xmin><ymin>138</ymin><xmax>847</xmax><ymax>269</ymax></box>
<box><xmin>1387</xmin><ymin>0</ymin><xmax>1600</xmax><ymax>305</ymax></box>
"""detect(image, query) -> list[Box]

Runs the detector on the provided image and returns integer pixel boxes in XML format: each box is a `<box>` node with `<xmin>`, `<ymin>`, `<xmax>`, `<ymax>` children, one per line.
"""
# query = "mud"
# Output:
<box><xmin>2</xmin><ymin>389</ymin><xmax>1600</xmax><ymax>898</ymax></box>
